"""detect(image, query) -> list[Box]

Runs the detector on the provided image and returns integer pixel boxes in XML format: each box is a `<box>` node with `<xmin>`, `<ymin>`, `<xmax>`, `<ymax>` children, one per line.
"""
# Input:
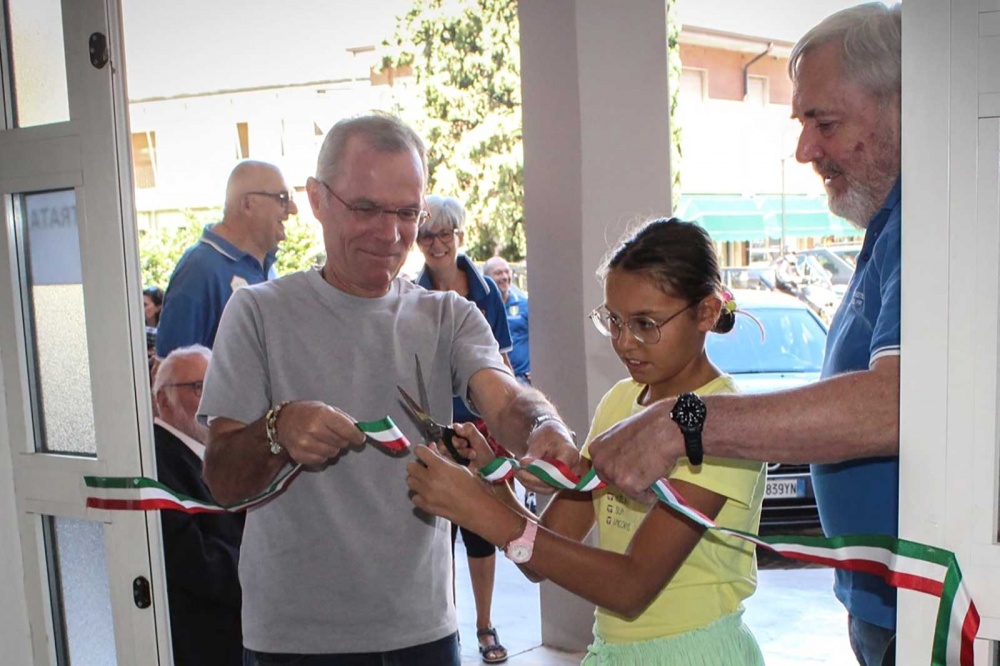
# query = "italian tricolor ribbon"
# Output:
<box><xmin>84</xmin><ymin>417</ymin><xmax>410</xmax><ymax>514</ymax></box>
<box><xmin>480</xmin><ymin>456</ymin><xmax>980</xmax><ymax>666</ymax></box>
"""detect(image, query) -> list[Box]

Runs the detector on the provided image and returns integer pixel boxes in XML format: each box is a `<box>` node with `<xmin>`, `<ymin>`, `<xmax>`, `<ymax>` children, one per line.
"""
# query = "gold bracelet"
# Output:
<box><xmin>265</xmin><ymin>401</ymin><xmax>291</xmax><ymax>455</ymax></box>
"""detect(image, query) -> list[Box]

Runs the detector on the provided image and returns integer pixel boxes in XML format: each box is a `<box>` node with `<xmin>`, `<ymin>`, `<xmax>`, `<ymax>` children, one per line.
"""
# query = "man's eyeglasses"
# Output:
<box><xmin>247</xmin><ymin>190</ymin><xmax>295</xmax><ymax>211</ymax></box>
<box><xmin>589</xmin><ymin>303</ymin><xmax>693</xmax><ymax>345</ymax></box>
<box><xmin>319</xmin><ymin>181</ymin><xmax>429</xmax><ymax>225</ymax></box>
<box><xmin>417</xmin><ymin>228</ymin><xmax>456</xmax><ymax>247</ymax></box>
<box><xmin>164</xmin><ymin>380</ymin><xmax>204</xmax><ymax>396</ymax></box>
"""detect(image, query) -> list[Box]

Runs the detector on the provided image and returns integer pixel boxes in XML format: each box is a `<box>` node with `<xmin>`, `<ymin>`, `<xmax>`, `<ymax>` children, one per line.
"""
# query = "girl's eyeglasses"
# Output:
<box><xmin>589</xmin><ymin>303</ymin><xmax>693</xmax><ymax>345</ymax></box>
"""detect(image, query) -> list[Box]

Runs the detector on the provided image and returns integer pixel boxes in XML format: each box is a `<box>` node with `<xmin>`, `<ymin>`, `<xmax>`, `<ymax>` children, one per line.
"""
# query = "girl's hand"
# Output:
<box><xmin>446</xmin><ymin>421</ymin><xmax>498</xmax><ymax>471</ymax></box>
<box><xmin>406</xmin><ymin>445</ymin><xmax>495</xmax><ymax>528</ymax></box>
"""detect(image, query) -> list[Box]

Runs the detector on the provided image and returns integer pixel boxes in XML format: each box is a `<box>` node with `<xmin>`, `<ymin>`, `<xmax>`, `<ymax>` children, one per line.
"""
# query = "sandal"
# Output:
<box><xmin>477</xmin><ymin>626</ymin><xmax>508</xmax><ymax>664</ymax></box>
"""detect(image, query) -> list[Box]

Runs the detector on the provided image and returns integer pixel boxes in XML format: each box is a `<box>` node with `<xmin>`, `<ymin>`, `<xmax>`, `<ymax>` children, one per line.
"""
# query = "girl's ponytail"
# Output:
<box><xmin>712</xmin><ymin>289</ymin><xmax>737</xmax><ymax>334</ymax></box>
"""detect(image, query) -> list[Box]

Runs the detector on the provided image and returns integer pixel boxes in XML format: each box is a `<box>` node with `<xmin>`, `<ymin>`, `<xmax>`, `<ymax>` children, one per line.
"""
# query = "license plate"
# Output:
<box><xmin>765</xmin><ymin>478</ymin><xmax>805</xmax><ymax>498</ymax></box>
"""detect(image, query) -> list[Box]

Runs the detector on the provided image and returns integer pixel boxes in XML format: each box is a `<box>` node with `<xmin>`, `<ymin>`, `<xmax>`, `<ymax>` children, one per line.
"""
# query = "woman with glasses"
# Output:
<box><xmin>414</xmin><ymin>195</ymin><xmax>513</xmax><ymax>664</ymax></box>
<box><xmin>408</xmin><ymin>218</ymin><xmax>766</xmax><ymax>665</ymax></box>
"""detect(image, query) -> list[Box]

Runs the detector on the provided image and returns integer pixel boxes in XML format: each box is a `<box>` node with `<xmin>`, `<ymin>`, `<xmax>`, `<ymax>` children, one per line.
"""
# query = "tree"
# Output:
<box><xmin>383</xmin><ymin>0</ymin><xmax>524</xmax><ymax>261</ymax></box>
<box><xmin>384</xmin><ymin>0</ymin><xmax>682</xmax><ymax>262</ymax></box>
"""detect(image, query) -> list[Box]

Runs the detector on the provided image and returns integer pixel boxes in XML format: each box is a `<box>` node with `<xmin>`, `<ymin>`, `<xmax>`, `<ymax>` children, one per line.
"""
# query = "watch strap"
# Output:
<box><xmin>683</xmin><ymin>429</ymin><xmax>704</xmax><ymax>466</ymax></box>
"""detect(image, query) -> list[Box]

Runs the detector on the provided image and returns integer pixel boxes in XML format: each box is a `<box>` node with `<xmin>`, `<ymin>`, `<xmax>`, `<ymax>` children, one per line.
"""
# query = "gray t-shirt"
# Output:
<box><xmin>199</xmin><ymin>268</ymin><xmax>510</xmax><ymax>653</ymax></box>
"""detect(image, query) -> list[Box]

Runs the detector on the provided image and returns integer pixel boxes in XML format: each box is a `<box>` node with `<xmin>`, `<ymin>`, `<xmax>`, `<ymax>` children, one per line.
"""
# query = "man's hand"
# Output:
<box><xmin>519</xmin><ymin>420</ymin><xmax>580</xmax><ymax>495</ymax></box>
<box><xmin>275</xmin><ymin>400</ymin><xmax>366</xmax><ymax>465</ymax></box>
<box><xmin>588</xmin><ymin>402</ymin><xmax>684</xmax><ymax>503</ymax></box>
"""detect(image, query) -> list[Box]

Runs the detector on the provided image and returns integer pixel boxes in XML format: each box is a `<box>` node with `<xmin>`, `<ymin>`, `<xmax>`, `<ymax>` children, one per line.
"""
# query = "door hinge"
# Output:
<box><xmin>88</xmin><ymin>32</ymin><xmax>109</xmax><ymax>69</ymax></box>
<box><xmin>132</xmin><ymin>576</ymin><xmax>151</xmax><ymax>609</ymax></box>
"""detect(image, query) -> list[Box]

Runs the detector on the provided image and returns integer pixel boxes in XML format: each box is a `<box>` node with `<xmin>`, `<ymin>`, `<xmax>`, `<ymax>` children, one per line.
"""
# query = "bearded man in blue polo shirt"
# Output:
<box><xmin>589</xmin><ymin>5</ymin><xmax>902</xmax><ymax>665</ymax></box>
<box><xmin>155</xmin><ymin>160</ymin><xmax>297</xmax><ymax>357</ymax></box>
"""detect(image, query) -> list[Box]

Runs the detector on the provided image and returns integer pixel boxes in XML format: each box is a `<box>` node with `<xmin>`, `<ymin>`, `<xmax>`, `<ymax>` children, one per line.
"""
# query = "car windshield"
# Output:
<box><xmin>833</xmin><ymin>247</ymin><xmax>860</xmax><ymax>266</ymax></box>
<box><xmin>706</xmin><ymin>307</ymin><xmax>827</xmax><ymax>374</ymax></box>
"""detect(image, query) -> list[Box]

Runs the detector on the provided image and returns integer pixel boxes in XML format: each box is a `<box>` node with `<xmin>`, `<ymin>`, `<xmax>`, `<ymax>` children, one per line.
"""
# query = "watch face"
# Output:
<box><xmin>508</xmin><ymin>544</ymin><xmax>532</xmax><ymax>563</ymax></box>
<box><xmin>672</xmin><ymin>394</ymin><xmax>706</xmax><ymax>430</ymax></box>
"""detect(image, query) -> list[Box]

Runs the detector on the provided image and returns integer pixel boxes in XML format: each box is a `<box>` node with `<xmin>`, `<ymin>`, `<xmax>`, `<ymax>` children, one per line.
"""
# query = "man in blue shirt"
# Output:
<box><xmin>155</xmin><ymin>161</ymin><xmax>297</xmax><ymax>357</ymax></box>
<box><xmin>484</xmin><ymin>256</ymin><xmax>531</xmax><ymax>384</ymax></box>
<box><xmin>588</xmin><ymin>5</ymin><xmax>902</xmax><ymax>664</ymax></box>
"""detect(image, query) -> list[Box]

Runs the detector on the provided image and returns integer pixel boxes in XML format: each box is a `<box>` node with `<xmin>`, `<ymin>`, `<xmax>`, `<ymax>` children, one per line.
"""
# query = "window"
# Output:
<box><xmin>746</xmin><ymin>75</ymin><xmax>768</xmax><ymax>107</ymax></box>
<box><xmin>236</xmin><ymin>121</ymin><xmax>250</xmax><ymax>159</ymax></box>
<box><xmin>131</xmin><ymin>131</ymin><xmax>157</xmax><ymax>189</ymax></box>
<box><xmin>680</xmin><ymin>68</ymin><xmax>707</xmax><ymax>103</ymax></box>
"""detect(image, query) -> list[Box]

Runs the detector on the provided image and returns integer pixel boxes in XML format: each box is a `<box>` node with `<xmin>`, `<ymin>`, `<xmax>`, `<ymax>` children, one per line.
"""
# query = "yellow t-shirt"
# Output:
<box><xmin>580</xmin><ymin>375</ymin><xmax>764</xmax><ymax>643</ymax></box>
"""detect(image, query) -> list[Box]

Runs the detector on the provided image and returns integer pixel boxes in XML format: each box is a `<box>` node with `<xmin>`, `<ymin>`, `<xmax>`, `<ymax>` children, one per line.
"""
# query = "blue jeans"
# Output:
<box><xmin>243</xmin><ymin>633</ymin><xmax>460</xmax><ymax>666</ymax></box>
<box><xmin>848</xmin><ymin>614</ymin><xmax>895</xmax><ymax>666</ymax></box>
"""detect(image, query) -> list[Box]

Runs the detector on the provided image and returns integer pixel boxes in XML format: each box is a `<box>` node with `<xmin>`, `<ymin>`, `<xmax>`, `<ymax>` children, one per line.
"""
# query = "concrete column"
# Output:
<box><xmin>519</xmin><ymin>0</ymin><xmax>673</xmax><ymax>651</ymax></box>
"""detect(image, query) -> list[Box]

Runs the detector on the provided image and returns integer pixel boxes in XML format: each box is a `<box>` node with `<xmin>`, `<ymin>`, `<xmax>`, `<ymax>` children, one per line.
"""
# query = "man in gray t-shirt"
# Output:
<box><xmin>200</xmin><ymin>114</ymin><xmax>578</xmax><ymax>664</ymax></box>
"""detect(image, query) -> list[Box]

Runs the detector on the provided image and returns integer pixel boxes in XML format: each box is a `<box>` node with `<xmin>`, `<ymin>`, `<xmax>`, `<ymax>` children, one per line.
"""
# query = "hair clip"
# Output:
<box><xmin>719</xmin><ymin>288</ymin><xmax>766</xmax><ymax>342</ymax></box>
<box><xmin>721</xmin><ymin>289</ymin><xmax>738</xmax><ymax>315</ymax></box>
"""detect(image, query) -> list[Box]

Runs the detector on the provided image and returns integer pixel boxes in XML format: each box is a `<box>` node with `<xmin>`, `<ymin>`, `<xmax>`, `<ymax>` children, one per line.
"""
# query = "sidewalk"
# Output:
<box><xmin>454</xmin><ymin>542</ymin><xmax>854</xmax><ymax>665</ymax></box>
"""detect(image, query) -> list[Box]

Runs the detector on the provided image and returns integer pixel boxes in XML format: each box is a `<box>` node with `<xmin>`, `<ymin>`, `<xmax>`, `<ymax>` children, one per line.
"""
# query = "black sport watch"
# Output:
<box><xmin>670</xmin><ymin>392</ymin><xmax>707</xmax><ymax>466</ymax></box>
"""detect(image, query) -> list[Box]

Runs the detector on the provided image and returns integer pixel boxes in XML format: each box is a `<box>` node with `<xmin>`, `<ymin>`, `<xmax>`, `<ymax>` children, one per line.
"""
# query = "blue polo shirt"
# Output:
<box><xmin>505</xmin><ymin>286</ymin><xmax>531</xmax><ymax>378</ymax></box>
<box><xmin>156</xmin><ymin>224</ymin><xmax>277</xmax><ymax>357</ymax></box>
<box><xmin>417</xmin><ymin>254</ymin><xmax>512</xmax><ymax>422</ymax></box>
<box><xmin>812</xmin><ymin>180</ymin><xmax>901</xmax><ymax>631</ymax></box>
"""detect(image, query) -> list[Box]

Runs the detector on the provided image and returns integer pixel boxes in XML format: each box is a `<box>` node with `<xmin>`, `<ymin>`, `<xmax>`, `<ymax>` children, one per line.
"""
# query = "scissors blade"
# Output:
<box><xmin>397</xmin><ymin>385</ymin><xmax>433</xmax><ymax>435</ymax></box>
<box><xmin>414</xmin><ymin>354</ymin><xmax>431</xmax><ymax>413</ymax></box>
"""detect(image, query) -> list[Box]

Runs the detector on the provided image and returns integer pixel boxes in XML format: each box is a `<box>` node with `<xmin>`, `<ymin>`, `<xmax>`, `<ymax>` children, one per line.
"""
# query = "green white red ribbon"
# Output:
<box><xmin>84</xmin><ymin>417</ymin><xmax>410</xmax><ymax>514</ymax></box>
<box><xmin>480</xmin><ymin>456</ymin><xmax>980</xmax><ymax>666</ymax></box>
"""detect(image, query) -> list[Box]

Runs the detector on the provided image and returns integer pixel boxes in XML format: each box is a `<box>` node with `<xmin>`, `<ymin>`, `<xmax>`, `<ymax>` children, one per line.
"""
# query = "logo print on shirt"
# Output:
<box><xmin>508</xmin><ymin>304</ymin><xmax>520</xmax><ymax>317</ymax></box>
<box><xmin>230</xmin><ymin>276</ymin><xmax>249</xmax><ymax>292</ymax></box>
<box><xmin>852</xmin><ymin>291</ymin><xmax>864</xmax><ymax>309</ymax></box>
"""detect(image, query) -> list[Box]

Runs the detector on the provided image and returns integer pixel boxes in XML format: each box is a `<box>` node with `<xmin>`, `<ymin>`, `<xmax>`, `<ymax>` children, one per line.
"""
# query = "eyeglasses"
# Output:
<box><xmin>589</xmin><ymin>303</ymin><xmax>693</xmax><ymax>345</ymax></box>
<box><xmin>164</xmin><ymin>380</ymin><xmax>204</xmax><ymax>396</ymax></box>
<box><xmin>319</xmin><ymin>181</ymin><xmax>429</xmax><ymax>225</ymax></box>
<box><xmin>417</xmin><ymin>228</ymin><xmax>456</xmax><ymax>247</ymax></box>
<box><xmin>247</xmin><ymin>190</ymin><xmax>295</xmax><ymax>212</ymax></box>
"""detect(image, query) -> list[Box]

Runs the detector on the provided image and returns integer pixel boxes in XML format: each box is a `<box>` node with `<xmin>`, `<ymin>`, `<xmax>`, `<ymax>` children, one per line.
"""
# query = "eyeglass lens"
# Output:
<box><xmin>590</xmin><ymin>305</ymin><xmax>689</xmax><ymax>345</ymax></box>
<box><xmin>418</xmin><ymin>229</ymin><xmax>454</xmax><ymax>245</ymax></box>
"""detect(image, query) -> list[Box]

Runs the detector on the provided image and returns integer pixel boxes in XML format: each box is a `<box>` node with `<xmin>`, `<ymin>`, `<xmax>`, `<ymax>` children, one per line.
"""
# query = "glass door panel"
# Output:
<box><xmin>4</xmin><ymin>0</ymin><xmax>70</xmax><ymax>127</ymax></box>
<box><xmin>44</xmin><ymin>516</ymin><xmax>117</xmax><ymax>665</ymax></box>
<box><xmin>13</xmin><ymin>189</ymin><xmax>97</xmax><ymax>455</ymax></box>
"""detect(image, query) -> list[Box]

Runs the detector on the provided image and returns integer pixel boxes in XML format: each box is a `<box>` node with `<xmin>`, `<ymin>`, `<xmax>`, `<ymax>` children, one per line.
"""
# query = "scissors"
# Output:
<box><xmin>397</xmin><ymin>355</ymin><xmax>465</xmax><ymax>464</ymax></box>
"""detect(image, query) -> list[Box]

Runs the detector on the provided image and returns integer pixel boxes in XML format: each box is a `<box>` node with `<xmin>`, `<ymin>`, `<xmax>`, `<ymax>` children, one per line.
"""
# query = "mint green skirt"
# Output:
<box><xmin>581</xmin><ymin>610</ymin><xmax>765</xmax><ymax>666</ymax></box>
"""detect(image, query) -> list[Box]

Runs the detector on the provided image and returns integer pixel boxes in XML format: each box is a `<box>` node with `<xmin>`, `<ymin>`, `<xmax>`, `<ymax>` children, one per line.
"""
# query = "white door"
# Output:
<box><xmin>0</xmin><ymin>0</ymin><xmax>169</xmax><ymax>663</ymax></box>
<box><xmin>900</xmin><ymin>0</ymin><xmax>1000</xmax><ymax>663</ymax></box>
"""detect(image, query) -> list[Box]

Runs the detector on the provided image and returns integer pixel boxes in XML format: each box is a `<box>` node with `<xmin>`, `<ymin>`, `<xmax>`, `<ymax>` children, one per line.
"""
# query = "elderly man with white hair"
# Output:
<box><xmin>153</xmin><ymin>345</ymin><xmax>244</xmax><ymax>666</ymax></box>
<box><xmin>483</xmin><ymin>255</ymin><xmax>531</xmax><ymax>385</ymax></box>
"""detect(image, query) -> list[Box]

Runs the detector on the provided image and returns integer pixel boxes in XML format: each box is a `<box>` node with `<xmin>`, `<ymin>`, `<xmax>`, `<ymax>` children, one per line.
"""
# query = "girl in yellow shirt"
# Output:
<box><xmin>408</xmin><ymin>218</ymin><xmax>766</xmax><ymax>665</ymax></box>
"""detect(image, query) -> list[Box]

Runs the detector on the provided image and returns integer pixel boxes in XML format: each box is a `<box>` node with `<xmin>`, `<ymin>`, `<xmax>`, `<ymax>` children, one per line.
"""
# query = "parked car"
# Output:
<box><xmin>798</xmin><ymin>245</ymin><xmax>861</xmax><ymax>287</ymax></box>
<box><xmin>705</xmin><ymin>289</ymin><xmax>828</xmax><ymax>531</ymax></box>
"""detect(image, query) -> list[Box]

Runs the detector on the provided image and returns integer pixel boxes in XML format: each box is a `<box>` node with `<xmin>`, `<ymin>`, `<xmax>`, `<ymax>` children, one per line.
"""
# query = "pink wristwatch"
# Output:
<box><xmin>504</xmin><ymin>520</ymin><xmax>538</xmax><ymax>564</ymax></box>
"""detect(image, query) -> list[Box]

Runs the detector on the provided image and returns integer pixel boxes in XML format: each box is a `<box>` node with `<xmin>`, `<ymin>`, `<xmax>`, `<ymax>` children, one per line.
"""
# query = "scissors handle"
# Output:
<box><xmin>437</xmin><ymin>426</ymin><xmax>468</xmax><ymax>466</ymax></box>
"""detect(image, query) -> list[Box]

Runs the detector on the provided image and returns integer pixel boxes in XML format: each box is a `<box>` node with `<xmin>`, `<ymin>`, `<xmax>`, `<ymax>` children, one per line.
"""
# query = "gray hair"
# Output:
<box><xmin>315</xmin><ymin>113</ymin><xmax>428</xmax><ymax>184</ymax></box>
<box><xmin>788</xmin><ymin>2</ymin><xmax>901</xmax><ymax>100</ymax></box>
<box><xmin>483</xmin><ymin>256</ymin><xmax>510</xmax><ymax>275</ymax></box>
<box><xmin>153</xmin><ymin>344</ymin><xmax>212</xmax><ymax>395</ymax></box>
<box><xmin>422</xmin><ymin>195</ymin><xmax>466</xmax><ymax>233</ymax></box>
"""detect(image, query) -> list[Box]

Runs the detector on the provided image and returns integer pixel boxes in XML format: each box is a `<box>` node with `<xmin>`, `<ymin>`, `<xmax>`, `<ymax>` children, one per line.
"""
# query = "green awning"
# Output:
<box><xmin>675</xmin><ymin>195</ymin><xmax>768</xmax><ymax>242</ymax></box>
<box><xmin>758</xmin><ymin>195</ymin><xmax>864</xmax><ymax>239</ymax></box>
<box><xmin>676</xmin><ymin>194</ymin><xmax>863</xmax><ymax>242</ymax></box>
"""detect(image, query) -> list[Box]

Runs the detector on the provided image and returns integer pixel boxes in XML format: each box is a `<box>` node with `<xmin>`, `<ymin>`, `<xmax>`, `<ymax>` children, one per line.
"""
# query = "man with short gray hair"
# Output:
<box><xmin>200</xmin><ymin>113</ymin><xmax>578</xmax><ymax>664</ymax></box>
